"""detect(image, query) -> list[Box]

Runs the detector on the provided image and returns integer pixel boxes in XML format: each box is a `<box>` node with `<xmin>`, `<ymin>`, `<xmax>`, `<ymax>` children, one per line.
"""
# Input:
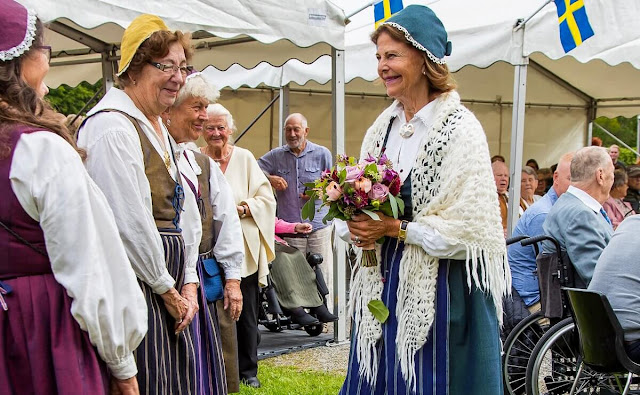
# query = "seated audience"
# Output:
<box><xmin>591</xmin><ymin>136</ymin><xmax>603</xmax><ymax>146</ymax></box>
<box><xmin>491</xmin><ymin>154</ymin><xmax>506</xmax><ymax>163</ymax></box>
<box><xmin>525</xmin><ymin>158</ymin><xmax>539</xmax><ymax>172</ymax></box>
<box><xmin>589</xmin><ymin>215</ymin><xmax>640</xmax><ymax>363</ymax></box>
<box><xmin>519</xmin><ymin>165</ymin><xmax>540</xmax><ymax>215</ymax></box>
<box><xmin>602</xmin><ymin>169</ymin><xmax>635</xmax><ymax>229</ymax></box>
<box><xmin>536</xmin><ymin>168</ymin><xmax>553</xmax><ymax>196</ymax></box>
<box><xmin>492</xmin><ymin>160</ymin><xmax>509</xmax><ymax>235</ymax></box>
<box><xmin>509</xmin><ymin>153</ymin><xmax>573</xmax><ymax>311</ymax></box>
<box><xmin>624</xmin><ymin>165</ymin><xmax>640</xmax><ymax>213</ymax></box>
<box><xmin>542</xmin><ymin>147</ymin><xmax>614</xmax><ymax>286</ymax></box>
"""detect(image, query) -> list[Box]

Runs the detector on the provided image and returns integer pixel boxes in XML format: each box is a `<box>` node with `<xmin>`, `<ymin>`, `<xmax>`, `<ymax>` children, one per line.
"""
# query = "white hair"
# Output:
<box><xmin>570</xmin><ymin>146</ymin><xmax>611</xmax><ymax>183</ymax></box>
<box><xmin>284</xmin><ymin>113</ymin><xmax>308</xmax><ymax>129</ymax></box>
<box><xmin>174</xmin><ymin>73</ymin><xmax>220</xmax><ymax>106</ymax></box>
<box><xmin>206</xmin><ymin>103</ymin><xmax>236</xmax><ymax>132</ymax></box>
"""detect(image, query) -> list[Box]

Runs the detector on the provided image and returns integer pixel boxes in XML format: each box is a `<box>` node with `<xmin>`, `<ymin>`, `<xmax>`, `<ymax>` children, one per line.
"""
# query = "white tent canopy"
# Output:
<box><xmin>18</xmin><ymin>0</ymin><xmax>345</xmax><ymax>88</ymax></box>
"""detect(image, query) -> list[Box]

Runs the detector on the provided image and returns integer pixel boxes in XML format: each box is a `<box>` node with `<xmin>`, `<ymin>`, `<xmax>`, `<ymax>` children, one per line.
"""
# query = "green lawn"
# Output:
<box><xmin>238</xmin><ymin>360</ymin><xmax>345</xmax><ymax>395</ymax></box>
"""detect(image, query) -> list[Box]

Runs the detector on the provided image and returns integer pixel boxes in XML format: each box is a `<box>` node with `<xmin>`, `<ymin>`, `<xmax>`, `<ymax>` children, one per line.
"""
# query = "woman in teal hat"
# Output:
<box><xmin>342</xmin><ymin>5</ymin><xmax>509</xmax><ymax>395</ymax></box>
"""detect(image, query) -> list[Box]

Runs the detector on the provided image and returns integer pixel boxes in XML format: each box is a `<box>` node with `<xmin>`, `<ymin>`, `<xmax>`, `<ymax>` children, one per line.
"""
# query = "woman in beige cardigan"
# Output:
<box><xmin>201</xmin><ymin>103</ymin><xmax>275</xmax><ymax>389</ymax></box>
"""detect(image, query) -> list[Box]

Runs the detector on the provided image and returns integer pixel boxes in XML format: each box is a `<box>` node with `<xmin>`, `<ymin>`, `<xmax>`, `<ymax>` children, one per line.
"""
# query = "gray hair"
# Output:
<box><xmin>570</xmin><ymin>146</ymin><xmax>611</xmax><ymax>183</ymax></box>
<box><xmin>522</xmin><ymin>165</ymin><xmax>538</xmax><ymax>180</ymax></box>
<box><xmin>206</xmin><ymin>103</ymin><xmax>236</xmax><ymax>132</ymax></box>
<box><xmin>284</xmin><ymin>113</ymin><xmax>308</xmax><ymax>129</ymax></box>
<box><xmin>174</xmin><ymin>73</ymin><xmax>220</xmax><ymax>107</ymax></box>
<box><xmin>612</xmin><ymin>169</ymin><xmax>628</xmax><ymax>190</ymax></box>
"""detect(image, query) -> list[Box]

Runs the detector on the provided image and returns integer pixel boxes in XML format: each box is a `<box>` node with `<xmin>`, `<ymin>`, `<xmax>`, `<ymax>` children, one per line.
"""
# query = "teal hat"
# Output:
<box><xmin>383</xmin><ymin>4</ymin><xmax>452</xmax><ymax>64</ymax></box>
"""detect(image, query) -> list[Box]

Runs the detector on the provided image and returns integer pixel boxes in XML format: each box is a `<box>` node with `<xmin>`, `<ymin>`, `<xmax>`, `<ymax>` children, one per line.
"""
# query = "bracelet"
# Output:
<box><xmin>239</xmin><ymin>205</ymin><xmax>247</xmax><ymax>218</ymax></box>
<box><xmin>398</xmin><ymin>220</ymin><xmax>409</xmax><ymax>242</ymax></box>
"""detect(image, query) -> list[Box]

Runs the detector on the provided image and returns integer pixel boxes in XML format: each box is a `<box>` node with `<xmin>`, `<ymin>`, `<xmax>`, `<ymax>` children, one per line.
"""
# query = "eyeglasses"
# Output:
<box><xmin>36</xmin><ymin>45</ymin><xmax>52</xmax><ymax>64</ymax></box>
<box><xmin>148</xmin><ymin>61</ymin><xmax>194</xmax><ymax>76</ymax></box>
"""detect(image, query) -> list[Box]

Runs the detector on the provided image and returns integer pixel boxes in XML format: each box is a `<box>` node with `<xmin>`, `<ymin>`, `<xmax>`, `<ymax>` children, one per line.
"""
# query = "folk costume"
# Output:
<box><xmin>219</xmin><ymin>146</ymin><xmax>276</xmax><ymax>382</ymax></box>
<box><xmin>341</xmin><ymin>6</ymin><xmax>509</xmax><ymax>395</ymax></box>
<box><xmin>78</xmin><ymin>15</ymin><xmax>209</xmax><ymax>395</ymax></box>
<box><xmin>182</xmin><ymin>146</ymin><xmax>245</xmax><ymax>393</ymax></box>
<box><xmin>0</xmin><ymin>3</ymin><xmax>146</xmax><ymax>393</ymax></box>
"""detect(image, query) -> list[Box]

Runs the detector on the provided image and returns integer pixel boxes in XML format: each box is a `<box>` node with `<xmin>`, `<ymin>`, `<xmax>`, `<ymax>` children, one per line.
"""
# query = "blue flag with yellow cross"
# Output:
<box><xmin>374</xmin><ymin>0</ymin><xmax>404</xmax><ymax>29</ymax></box>
<box><xmin>553</xmin><ymin>0</ymin><xmax>594</xmax><ymax>53</ymax></box>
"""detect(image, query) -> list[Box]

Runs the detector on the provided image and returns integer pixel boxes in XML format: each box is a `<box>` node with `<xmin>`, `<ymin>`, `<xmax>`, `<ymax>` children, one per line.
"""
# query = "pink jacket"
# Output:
<box><xmin>603</xmin><ymin>197</ymin><xmax>635</xmax><ymax>229</ymax></box>
<box><xmin>274</xmin><ymin>218</ymin><xmax>297</xmax><ymax>244</ymax></box>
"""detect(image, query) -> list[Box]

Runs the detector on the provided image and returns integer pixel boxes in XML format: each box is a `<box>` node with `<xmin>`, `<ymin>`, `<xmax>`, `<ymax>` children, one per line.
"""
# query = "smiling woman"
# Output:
<box><xmin>76</xmin><ymin>14</ymin><xmax>225</xmax><ymax>395</ymax></box>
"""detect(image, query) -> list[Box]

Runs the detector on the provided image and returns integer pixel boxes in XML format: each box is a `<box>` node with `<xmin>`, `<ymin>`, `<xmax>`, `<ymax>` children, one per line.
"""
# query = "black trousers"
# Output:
<box><xmin>237</xmin><ymin>271</ymin><xmax>259</xmax><ymax>379</ymax></box>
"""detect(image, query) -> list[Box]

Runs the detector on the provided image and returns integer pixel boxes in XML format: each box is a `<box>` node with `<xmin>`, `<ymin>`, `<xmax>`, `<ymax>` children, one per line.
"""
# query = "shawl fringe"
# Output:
<box><xmin>352</xmin><ymin>91</ymin><xmax>510</xmax><ymax>392</ymax></box>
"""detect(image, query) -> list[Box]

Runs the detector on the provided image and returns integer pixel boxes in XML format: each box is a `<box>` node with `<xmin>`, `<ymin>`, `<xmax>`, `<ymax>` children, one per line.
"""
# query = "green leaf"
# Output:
<box><xmin>301</xmin><ymin>198</ymin><xmax>316</xmax><ymax>221</ymax></box>
<box><xmin>396</xmin><ymin>195</ymin><xmax>405</xmax><ymax>215</ymax></box>
<box><xmin>389</xmin><ymin>193</ymin><xmax>398</xmax><ymax>219</ymax></box>
<box><xmin>361</xmin><ymin>208</ymin><xmax>380</xmax><ymax>221</ymax></box>
<box><xmin>367</xmin><ymin>300</ymin><xmax>389</xmax><ymax>323</ymax></box>
<box><xmin>378</xmin><ymin>201</ymin><xmax>393</xmax><ymax>217</ymax></box>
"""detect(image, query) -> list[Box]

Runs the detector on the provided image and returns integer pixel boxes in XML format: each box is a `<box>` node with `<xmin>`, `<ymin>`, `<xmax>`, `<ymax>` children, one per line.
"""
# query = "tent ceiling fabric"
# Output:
<box><xmin>18</xmin><ymin>0</ymin><xmax>345</xmax><ymax>87</ymax></box>
<box><xmin>205</xmin><ymin>0</ymin><xmax>640</xmax><ymax>118</ymax></box>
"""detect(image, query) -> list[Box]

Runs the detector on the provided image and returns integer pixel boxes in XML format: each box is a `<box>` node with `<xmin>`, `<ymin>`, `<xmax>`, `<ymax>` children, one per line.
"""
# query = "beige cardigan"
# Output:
<box><xmin>223</xmin><ymin>146</ymin><xmax>275</xmax><ymax>286</ymax></box>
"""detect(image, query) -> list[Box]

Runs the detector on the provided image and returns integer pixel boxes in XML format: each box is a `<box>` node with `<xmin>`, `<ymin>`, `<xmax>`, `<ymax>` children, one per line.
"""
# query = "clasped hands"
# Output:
<box><xmin>161</xmin><ymin>285</ymin><xmax>198</xmax><ymax>335</ymax></box>
<box><xmin>347</xmin><ymin>212</ymin><xmax>401</xmax><ymax>248</ymax></box>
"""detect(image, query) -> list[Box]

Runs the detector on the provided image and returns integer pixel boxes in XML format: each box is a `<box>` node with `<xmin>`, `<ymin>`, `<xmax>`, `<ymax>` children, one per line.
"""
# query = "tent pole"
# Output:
<box><xmin>101</xmin><ymin>51</ymin><xmax>115</xmax><ymax>93</ymax></box>
<box><xmin>507</xmin><ymin>26</ymin><xmax>528</xmax><ymax>238</ymax></box>
<box><xmin>637</xmin><ymin>115</ymin><xmax>640</xmax><ymax>162</ymax></box>
<box><xmin>331</xmin><ymin>47</ymin><xmax>347</xmax><ymax>344</ymax></box>
<box><xmin>278</xmin><ymin>84</ymin><xmax>289</xmax><ymax>147</ymax></box>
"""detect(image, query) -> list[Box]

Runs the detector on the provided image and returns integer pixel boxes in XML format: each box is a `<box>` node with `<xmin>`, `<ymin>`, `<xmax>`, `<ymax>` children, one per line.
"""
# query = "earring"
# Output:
<box><xmin>132</xmin><ymin>79</ymin><xmax>137</xmax><ymax>85</ymax></box>
<box><xmin>422</xmin><ymin>69</ymin><xmax>427</xmax><ymax>76</ymax></box>
<box><xmin>166</xmin><ymin>119</ymin><xmax>171</xmax><ymax>126</ymax></box>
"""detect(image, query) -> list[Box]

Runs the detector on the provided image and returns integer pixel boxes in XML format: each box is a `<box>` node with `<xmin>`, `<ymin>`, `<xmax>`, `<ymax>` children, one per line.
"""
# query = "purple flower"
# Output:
<box><xmin>363</xmin><ymin>153</ymin><xmax>377</xmax><ymax>163</ymax></box>
<box><xmin>345</xmin><ymin>165</ymin><xmax>364</xmax><ymax>183</ymax></box>
<box><xmin>382</xmin><ymin>168</ymin><xmax>397</xmax><ymax>184</ymax></box>
<box><xmin>351</xmin><ymin>190</ymin><xmax>369</xmax><ymax>209</ymax></box>
<box><xmin>368</xmin><ymin>183</ymin><xmax>389</xmax><ymax>203</ymax></box>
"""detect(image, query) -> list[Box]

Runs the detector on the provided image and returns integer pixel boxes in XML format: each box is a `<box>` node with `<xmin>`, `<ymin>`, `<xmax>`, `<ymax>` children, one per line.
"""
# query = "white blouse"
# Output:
<box><xmin>179</xmin><ymin>147</ymin><xmax>244</xmax><ymax>280</ymax></box>
<box><xmin>382</xmin><ymin>99</ymin><xmax>467</xmax><ymax>260</ymax></box>
<box><xmin>9</xmin><ymin>131</ymin><xmax>147</xmax><ymax>380</ymax></box>
<box><xmin>78</xmin><ymin>88</ymin><xmax>201</xmax><ymax>290</ymax></box>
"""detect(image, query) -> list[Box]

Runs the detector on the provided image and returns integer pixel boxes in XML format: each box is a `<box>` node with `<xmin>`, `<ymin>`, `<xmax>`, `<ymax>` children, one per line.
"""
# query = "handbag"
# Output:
<box><xmin>202</xmin><ymin>257</ymin><xmax>224</xmax><ymax>302</ymax></box>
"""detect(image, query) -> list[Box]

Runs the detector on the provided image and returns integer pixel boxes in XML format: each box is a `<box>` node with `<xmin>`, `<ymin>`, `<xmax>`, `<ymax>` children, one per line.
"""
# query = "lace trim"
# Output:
<box><xmin>384</xmin><ymin>21</ymin><xmax>446</xmax><ymax>65</ymax></box>
<box><xmin>0</xmin><ymin>8</ymin><xmax>38</xmax><ymax>62</ymax></box>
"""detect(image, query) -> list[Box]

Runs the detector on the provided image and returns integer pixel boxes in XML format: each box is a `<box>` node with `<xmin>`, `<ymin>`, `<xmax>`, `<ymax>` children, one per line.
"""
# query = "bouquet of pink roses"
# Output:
<box><xmin>302</xmin><ymin>152</ymin><xmax>404</xmax><ymax>267</ymax></box>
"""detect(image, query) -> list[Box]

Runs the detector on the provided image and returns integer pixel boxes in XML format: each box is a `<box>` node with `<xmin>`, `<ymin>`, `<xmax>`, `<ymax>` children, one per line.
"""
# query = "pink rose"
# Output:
<box><xmin>354</xmin><ymin>177</ymin><xmax>372</xmax><ymax>193</ymax></box>
<box><xmin>325</xmin><ymin>181</ymin><xmax>343</xmax><ymax>201</ymax></box>
<box><xmin>344</xmin><ymin>165</ymin><xmax>364</xmax><ymax>183</ymax></box>
<box><xmin>368</xmin><ymin>182</ymin><xmax>389</xmax><ymax>202</ymax></box>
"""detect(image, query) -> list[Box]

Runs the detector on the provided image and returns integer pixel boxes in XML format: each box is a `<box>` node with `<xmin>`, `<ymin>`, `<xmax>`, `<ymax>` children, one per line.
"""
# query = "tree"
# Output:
<box><xmin>593</xmin><ymin>115</ymin><xmax>638</xmax><ymax>149</ymax></box>
<box><xmin>46</xmin><ymin>80</ymin><xmax>102</xmax><ymax>116</ymax></box>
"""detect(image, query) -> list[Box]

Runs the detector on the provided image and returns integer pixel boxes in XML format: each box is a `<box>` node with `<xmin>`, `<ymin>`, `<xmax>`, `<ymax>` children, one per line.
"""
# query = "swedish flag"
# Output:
<box><xmin>554</xmin><ymin>0</ymin><xmax>594</xmax><ymax>53</ymax></box>
<box><xmin>374</xmin><ymin>0</ymin><xmax>404</xmax><ymax>29</ymax></box>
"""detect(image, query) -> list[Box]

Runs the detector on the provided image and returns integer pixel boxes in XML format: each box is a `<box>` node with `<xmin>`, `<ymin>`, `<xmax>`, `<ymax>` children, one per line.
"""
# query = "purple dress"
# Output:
<box><xmin>0</xmin><ymin>126</ymin><xmax>108</xmax><ymax>394</ymax></box>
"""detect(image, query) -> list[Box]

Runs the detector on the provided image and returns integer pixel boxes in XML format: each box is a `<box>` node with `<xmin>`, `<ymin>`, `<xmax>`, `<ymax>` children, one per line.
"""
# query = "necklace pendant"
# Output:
<box><xmin>399</xmin><ymin>123</ymin><xmax>414</xmax><ymax>138</ymax></box>
<box><xmin>164</xmin><ymin>150</ymin><xmax>171</xmax><ymax>171</ymax></box>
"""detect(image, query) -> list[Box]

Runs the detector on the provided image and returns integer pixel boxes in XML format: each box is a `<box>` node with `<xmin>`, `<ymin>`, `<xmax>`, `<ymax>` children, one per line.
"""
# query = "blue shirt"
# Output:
<box><xmin>508</xmin><ymin>187</ymin><xmax>559</xmax><ymax>306</ymax></box>
<box><xmin>258</xmin><ymin>141</ymin><xmax>332</xmax><ymax>230</ymax></box>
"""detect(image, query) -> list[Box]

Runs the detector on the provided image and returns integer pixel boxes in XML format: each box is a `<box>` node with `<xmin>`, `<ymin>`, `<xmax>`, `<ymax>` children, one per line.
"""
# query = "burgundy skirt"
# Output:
<box><xmin>0</xmin><ymin>274</ymin><xmax>108</xmax><ymax>394</ymax></box>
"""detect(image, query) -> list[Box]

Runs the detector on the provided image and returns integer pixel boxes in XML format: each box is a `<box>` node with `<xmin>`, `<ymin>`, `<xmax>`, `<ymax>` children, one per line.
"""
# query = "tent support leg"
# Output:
<box><xmin>279</xmin><ymin>84</ymin><xmax>290</xmax><ymax>147</ymax></box>
<box><xmin>331</xmin><ymin>48</ymin><xmax>347</xmax><ymax>345</ymax></box>
<box><xmin>507</xmin><ymin>54</ymin><xmax>528</xmax><ymax>237</ymax></box>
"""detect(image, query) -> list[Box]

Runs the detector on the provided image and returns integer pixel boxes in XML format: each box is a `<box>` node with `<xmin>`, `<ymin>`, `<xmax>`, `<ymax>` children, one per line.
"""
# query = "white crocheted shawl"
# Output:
<box><xmin>351</xmin><ymin>91</ymin><xmax>510</xmax><ymax>392</ymax></box>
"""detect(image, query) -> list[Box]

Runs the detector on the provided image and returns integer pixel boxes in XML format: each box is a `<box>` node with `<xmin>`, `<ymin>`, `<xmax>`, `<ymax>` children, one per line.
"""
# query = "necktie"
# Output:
<box><xmin>600</xmin><ymin>207</ymin><xmax>612</xmax><ymax>226</ymax></box>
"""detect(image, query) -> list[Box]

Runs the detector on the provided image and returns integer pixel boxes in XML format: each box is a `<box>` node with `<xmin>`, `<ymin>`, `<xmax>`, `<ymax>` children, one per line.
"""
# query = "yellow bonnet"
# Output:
<box><xmin>117</xmin><ymin>14</ymin><xmax>170</xmax><ymax>76</ymax></box>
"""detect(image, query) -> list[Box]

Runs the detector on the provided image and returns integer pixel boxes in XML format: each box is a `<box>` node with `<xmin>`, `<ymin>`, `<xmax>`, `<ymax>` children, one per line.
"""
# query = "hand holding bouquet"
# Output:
<box><xmin>302</xmin><ymin>152</ymin><xmax>404</xmax><ymax>267</ymax></box>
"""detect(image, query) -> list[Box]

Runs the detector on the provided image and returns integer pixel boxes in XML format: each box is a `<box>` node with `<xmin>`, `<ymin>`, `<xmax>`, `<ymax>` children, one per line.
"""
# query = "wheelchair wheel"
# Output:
<box><xmin>304</xmin><ymin>323</ymin><xmax>323</xmax><ymax>337</ymax></box>
<box><xmin>525</xmin><ymin>317</ymin><xmax>620</xmax><ymax>395</ymax></box>
<box><xmin>503</xmin><ymin>311</ymin><xmax>548</xmax><ymax>395</ymax></box>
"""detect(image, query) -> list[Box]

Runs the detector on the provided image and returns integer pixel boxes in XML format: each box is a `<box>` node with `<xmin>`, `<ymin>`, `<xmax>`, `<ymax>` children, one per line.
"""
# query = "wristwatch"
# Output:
<box><xmin>239</xmin><ymin>205</ymin><xmax>248</xmax><ymax>218</ymax></box>
<box><xmin>398</xmin><ymin>220</ymin><xmax>409</xmax><ymax>242</ymax></box>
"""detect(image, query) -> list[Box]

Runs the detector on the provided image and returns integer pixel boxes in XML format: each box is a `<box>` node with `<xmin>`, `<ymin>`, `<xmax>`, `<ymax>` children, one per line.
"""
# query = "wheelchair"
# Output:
<box><xmin>257</xmin><ymin>251</ymin><xmax>329</xmax><ymax>337</ymax></box>
<box><xmin>502</xmin><ymin>234</ymin><xmax>626</xmax><ymax>395</ymax></box>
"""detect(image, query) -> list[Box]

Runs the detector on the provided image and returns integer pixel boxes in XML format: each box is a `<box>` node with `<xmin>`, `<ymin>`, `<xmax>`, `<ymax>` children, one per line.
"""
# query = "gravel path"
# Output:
<box><xmin>265</xmin><ymin>342</ymin><xmax>351</xmax><ymax>376</ymax></box>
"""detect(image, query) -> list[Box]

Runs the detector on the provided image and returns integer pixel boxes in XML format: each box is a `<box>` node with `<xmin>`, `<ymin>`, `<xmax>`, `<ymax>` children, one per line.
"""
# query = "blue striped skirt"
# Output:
<box><xmin>340</xmin><ymin>238</ymin><xmax>502</xmax><ymax>395</ymax></box>
<box><xmin>135</xmin><ymin>230</ymin><xmax>226</xmax><ymax>395</ymax></box>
